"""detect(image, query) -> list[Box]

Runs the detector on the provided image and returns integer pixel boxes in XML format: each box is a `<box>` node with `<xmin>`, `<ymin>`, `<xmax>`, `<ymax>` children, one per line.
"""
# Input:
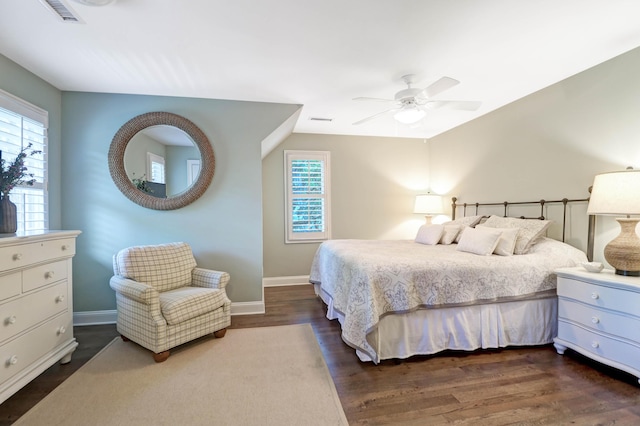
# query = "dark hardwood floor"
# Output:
<box><xmin>2</xmin><ymin>285</ymin><xmax>639</xmax><ymax>425</ymax></box>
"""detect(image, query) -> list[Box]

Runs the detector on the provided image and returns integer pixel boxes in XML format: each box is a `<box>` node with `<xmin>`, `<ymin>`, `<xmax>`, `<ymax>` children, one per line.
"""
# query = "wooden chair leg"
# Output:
<box><xmin>153</xmin><ymin>350</ymin><xmax>170</xmax><ymax>363</ymax></box>
<box><xmin>121</xmin><ymin>335</ymin><xmax>130</xmax><ymax>342</ymax></box>
<box><xmin>213</xmin><ymin>328</ymin><xmax>227</xmax><ymax>338</ymax></box>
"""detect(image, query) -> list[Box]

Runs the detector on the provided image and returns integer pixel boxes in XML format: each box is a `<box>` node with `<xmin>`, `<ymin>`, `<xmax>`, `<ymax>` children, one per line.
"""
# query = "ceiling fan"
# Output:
<box><xmin>352</xmin><ymin>74</ymin><xmax>481</xmax><ymax>126</ymax></box>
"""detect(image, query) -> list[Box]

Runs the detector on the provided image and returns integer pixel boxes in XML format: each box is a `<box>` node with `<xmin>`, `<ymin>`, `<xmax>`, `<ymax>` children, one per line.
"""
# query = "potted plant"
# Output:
<box><xmin>130</xmin><ymin>173</ymin><xmax>154</xmax><ymax>194</ymax></box>
<box><xmin>0</xmin><ymin>143</ymin><xmax>42</xmax><ymax>234</ymax></box>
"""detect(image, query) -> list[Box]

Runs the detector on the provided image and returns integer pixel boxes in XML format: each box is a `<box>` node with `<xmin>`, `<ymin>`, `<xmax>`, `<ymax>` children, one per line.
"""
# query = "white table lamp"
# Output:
<box><xmin>414</xmin><ymin>194</ymin><xmax>443</xmax><ymax>225</ymax></box>
<box><xmin>587</xmin><ymin>169</ymin><xmax>640</xmax><ymax>276</ymax></box>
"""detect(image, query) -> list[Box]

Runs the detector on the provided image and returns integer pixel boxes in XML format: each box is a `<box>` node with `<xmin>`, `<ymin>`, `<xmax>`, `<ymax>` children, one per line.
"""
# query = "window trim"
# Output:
<box><xmin>147</xmin><ymin>152</ymin><xmax>166</xmax><ymax>184</ymax></box>
<box><xmin>284</xmin><ymin>150</ymin><xmax>331</xmax><ymax>244</ymax></box>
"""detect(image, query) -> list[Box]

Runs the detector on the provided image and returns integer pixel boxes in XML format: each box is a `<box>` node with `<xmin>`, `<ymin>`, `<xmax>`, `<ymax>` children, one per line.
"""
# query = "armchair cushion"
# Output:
<box><xmin>114</xmin><ymin>242</ymin><xmax>197</xmax><ymax>292</ymax></box>
<box><xmin>159</xmin><ymin>287</ymin><xmax>228</xmax><ymax>325</ymax></box>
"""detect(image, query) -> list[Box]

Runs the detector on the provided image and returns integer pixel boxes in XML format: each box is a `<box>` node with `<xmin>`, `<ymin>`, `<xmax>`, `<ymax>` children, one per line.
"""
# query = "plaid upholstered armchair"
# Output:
<box><xmin>109</xmin><ymin>242</ymin><xmax>231</xmax><ymax>362</ymax></box>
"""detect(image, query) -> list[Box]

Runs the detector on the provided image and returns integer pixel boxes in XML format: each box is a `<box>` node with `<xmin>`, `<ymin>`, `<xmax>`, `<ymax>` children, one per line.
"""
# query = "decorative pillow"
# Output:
<box><xmin>439</xmin><ymin>224</ymin><xmax>461</xmax><ymax>245</ymax></box>
<box><xmin>454</xmin><ymin>226</ymin><xmax>469</xmax><ymax>243</ymax></box>
<box><xmin>456</xmin><ymin>226</ymin><xmax>503</xmax><ymax>256</ymax></box>
<box><xmin>448</xmin><ymin>215</ymin><xmax>483</xmax><ymax>228</ymax></box>
<box><xmin>415</xmin><ymin>224</ymin><xmax>444</xmax><ymax>245</ymax></box>
<box><xmin>482</xmin><ymin>215</ymin><xmax>552</xmax><ymax>255</ymax></box>
<box><xmin>476</xmin><ymin>225</ymin><xmax>520</xmax><ymax>256</ymax></box>
<box><xmin>445</xmin><ymin>215</ymin><xmax>483</xmax><ymax>243</ymax></box>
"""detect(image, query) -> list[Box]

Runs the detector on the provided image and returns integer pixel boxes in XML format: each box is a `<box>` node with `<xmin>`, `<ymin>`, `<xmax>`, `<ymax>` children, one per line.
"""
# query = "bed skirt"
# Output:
<box><xmin>314</xmin><ymin>283</ymin><xmax>558</xmax><ymax>362</ymax></box>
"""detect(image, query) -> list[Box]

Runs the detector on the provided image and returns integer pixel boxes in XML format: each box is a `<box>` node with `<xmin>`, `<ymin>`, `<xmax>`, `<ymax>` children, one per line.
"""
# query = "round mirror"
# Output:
<box><xmin>108</xmin><ymin>112</ymin><xmax>215</xmax><ymax>210</ymax></box>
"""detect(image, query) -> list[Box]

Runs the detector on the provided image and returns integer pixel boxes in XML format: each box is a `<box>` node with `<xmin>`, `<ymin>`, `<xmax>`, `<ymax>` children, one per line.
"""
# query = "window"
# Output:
<box><xmin>147</xmin><ymin>152</ymin><xmax>165</xmax><ymax>184</ymax></box>
<box><xmin>284</xmin><ymin>150</ymin><xmax>331</xmax><ymax>243</ymax></box>
<box><xmin>0</xmin><ymin>89</ymin><xmax>48</xmax><ymax>233</ymax></box>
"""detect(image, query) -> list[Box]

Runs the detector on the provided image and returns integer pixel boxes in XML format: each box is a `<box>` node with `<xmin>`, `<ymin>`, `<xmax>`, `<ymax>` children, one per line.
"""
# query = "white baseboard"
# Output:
<box><xmin>73</xmin><ymin>310</ymin><xmax>118</xmax><ymax>326</ymax></box>
<box><xmin>73</xmin><ymin>300</ymin><xmax>267</xmax><ymax>326</ymax></box>
<box><xmin>230</xmin><ymin>301</ymin><xmax>265</xmax><ymax>315</ymax></box>
<box><xmin>262</xmin><ymin>275</ymin><xmax>310</xmax><ymax>287</ymax></box>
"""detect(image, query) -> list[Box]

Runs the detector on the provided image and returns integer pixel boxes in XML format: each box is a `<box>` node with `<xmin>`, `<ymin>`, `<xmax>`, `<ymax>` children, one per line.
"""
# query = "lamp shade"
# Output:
<box><xmin>414</xmin><ymin>194</ymin><xmax>443</xmax><ymax>214</ymax></box>
<box><xmin>587</xmin><ymin>170</ymin><xmax>640</xmax><ymax>216</ymax></box>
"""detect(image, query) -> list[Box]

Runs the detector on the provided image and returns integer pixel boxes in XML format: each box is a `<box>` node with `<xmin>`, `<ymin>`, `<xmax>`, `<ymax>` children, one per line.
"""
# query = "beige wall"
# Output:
<box><xmin>264</xmin><ymin>46</ymin><xmax>640</xmax><ymax>277</ymax></box>
<box><xmin>263</xmin><ymin>134</ymin><xmax>433</xmax><ymax>277</ymax></box>
<box><xmin>429</xmin><ymin>46</ymin><xmax>640</xmax><ymax>264</ymax></box>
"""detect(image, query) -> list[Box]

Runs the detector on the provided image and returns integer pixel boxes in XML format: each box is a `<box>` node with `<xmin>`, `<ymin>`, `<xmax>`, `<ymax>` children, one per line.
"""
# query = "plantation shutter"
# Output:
<box><xmin>0</xmin><ymin>89</ymin><xmax>48</xmax><ymax>233</ymax></box>
<box><xmin>285</xmin><ymin>150</ymin><xmax>331</xmax><ymax>243</ymax></box>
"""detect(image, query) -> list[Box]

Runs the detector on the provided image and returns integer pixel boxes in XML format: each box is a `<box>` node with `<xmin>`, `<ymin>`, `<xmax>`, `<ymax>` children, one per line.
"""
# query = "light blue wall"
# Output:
<box><xmin>61</xmin><ymin>92</ymin><xmax>300</xmax><ymax>311</ymax></box>
<box><xmin>1</xmin><ymin>52</ymin><xmax>300</xmax><ymax>312</ymax></box>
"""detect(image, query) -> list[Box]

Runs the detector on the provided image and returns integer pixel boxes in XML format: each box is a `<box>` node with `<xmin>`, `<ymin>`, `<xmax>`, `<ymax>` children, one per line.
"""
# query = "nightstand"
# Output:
<box><xmin>554</xmin><ymin>267</ymin><xmax>640</xmax><ymax>384</ymax></box>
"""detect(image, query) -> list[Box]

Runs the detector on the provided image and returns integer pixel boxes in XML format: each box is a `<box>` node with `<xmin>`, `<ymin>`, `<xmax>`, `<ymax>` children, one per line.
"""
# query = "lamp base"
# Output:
<box><xmin>604</xmin><ymin>218</ymin><xmax>640</xmax><ymax>277</ymax></box>
<box><xmin>615</xmin><ymin>269</ymin><xmax>640</xmax><ymax>277</ymax></box>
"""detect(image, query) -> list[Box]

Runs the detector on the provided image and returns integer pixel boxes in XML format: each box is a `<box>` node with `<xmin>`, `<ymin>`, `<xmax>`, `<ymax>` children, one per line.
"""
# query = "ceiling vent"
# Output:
<box><xmin>39</xmin><ymin>0</ymin><xmax>84</xmax><ymax>23</ymax></box>
<box><xmin>309</xmin><ymin>117</ymin><xmax>333</xmax><ymax>122</ymax></box>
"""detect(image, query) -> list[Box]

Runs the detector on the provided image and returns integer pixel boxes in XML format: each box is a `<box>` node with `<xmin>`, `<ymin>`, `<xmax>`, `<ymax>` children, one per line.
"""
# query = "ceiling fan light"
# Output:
<box><xmin>394</xmin><ymin>107</ymin><xmax>425</xmax><ymax>124</ymax></box>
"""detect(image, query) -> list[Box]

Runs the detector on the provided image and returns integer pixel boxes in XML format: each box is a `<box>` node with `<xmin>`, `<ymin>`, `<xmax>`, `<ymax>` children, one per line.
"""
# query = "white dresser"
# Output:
<box><xmin>0</xmin><ymin>230</ymin><xmax>81</xmax><ymax>404</ymax></box>
<box><xmin>554</xmin><ymin>267</ymin><xmax>640</xmax><ymax>384</ymax></box>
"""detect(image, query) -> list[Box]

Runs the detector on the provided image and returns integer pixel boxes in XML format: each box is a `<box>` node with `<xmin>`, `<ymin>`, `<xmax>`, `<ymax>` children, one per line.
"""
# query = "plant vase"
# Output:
<box><xmin>0</xmin><ymin>195</ymin><xmax>17</xmax><ymax>234</ymax></box>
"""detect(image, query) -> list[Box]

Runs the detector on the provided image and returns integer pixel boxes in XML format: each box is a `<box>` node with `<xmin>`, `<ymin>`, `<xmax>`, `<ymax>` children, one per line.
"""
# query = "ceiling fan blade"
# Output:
<box><xmin>427</xmin><ymin>100</ymin><xmax>482</xmax><ymax>111</ymax></box>
<box><xmin>352</xmin><ymin>96</ymin><xmax>395</xmax><ymax>103</ymax></box>
<box><xmin>420</xmin><ymin>77</ymin><xmax>460</xmax><ymax>98</ymax></box>
<box><xmin>353</xmin><ymin>107</ymin><xmax>399</xmax><ymax>125</ymax></box>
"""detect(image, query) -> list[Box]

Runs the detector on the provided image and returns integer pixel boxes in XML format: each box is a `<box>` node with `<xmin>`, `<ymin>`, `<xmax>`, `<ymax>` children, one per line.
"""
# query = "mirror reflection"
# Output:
<box><xmin>124</xmin><ymin>125</ymin><xmax>201</xmax><ymax>198</ymax></box>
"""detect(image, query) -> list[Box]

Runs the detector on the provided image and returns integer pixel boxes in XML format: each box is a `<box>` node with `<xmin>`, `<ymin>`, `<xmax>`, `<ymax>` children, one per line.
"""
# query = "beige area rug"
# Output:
<box><xmin>15</xmin><ymin>324</ymin><xmax>348</xmax><ymax>426</ymax></box>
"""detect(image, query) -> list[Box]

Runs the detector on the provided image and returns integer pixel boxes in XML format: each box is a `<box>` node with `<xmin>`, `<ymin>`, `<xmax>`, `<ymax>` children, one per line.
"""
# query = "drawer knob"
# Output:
<box><xmin>7</xmin><ymin>355</ymin><xmax>18</xmax><ymax>366</ymax></box>
<box><xmin>45</xmin><ymin>271</ymin><xmax>55</xmax><ymax>279</ymax></box>
<box><xmin>591</xmin><ymin>316</ymin><xmax>600</xmax><ymax>324</ymax></box>
<box><xmin>591</xmin><ymin>341</ymin><xmax>600</xmax><ymax>348</ymax></box>
<box><xmin>5</xmin><ymin>315</ymin><xmax>16</xmax><ymax>325</ymax></box>
<box><xmin>61</xmin><ymin>244</ymin><xmax>68</xmax><ymax>251</ymax></box>
<box><xmin>57</xmin><ymin>326</ymin><xmax>66</xmax><ymax>335</ymax></box>
<box><xmin>12</xmin><ymin>253</ymin><xmax>22</xmax><ymax>261</ymax></box>
<box><xmin>591</xmin><ymin>292</ymin><xmax>600</xmax><ymax>300</ymax></box>
<box><xmin>55</xmin><ymin>295</ymin><xmax>65</xmax><ymax>303</ymax></box>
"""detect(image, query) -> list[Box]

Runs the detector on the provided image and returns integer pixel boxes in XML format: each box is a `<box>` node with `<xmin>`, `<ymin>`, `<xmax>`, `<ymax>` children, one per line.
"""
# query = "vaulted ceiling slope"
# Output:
<box><xmin>2</xmin><ymin>1</ymin><xmax>640</xmax><ymax>139</ymax></box>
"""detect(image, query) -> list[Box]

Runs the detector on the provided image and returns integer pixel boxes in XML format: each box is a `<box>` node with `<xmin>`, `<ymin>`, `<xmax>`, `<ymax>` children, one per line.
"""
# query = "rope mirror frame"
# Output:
<box><xmin>108</xmin><ymin>111</ymin><xmax>215</xmax><ymax>210</ymax></box>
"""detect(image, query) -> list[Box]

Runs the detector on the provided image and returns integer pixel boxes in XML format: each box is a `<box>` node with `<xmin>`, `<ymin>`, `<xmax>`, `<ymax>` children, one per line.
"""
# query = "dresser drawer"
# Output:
<box><xmin>0</xmin><ymin>281</ymin><xmax>68</xmax><ymax>343</ymax></box>
<box><xmin>22</xmin><ymin>260</ymin><xmax>68</xmax><ymax>292</ymax></box>
<box><xmin>557</xmin><ymin>276</ymin><xmax>640</xmax><ymax>313</ymax></box>
<box><xmin>0</xmin><ymin>238</ymin><xmax>76</xmax><ymax>271</ymax></box>
<box><xmin>558</xmin><ymin>298</ymin><xmax>640</xmax><ymax>344</ymax></box>
<box><xmin>0</xmin><ymin>272</ymin><xmax>20</xmax><ymax>302</ymax></box>
<box><xmin>0</xmin><ymin>313</ymin><xmax>72</xmax><ymax>384</ymax></box>
<box><xmin>558</xmin><ymin>320</ymin><xmax>640</xmax><ymax>375</ymax></box>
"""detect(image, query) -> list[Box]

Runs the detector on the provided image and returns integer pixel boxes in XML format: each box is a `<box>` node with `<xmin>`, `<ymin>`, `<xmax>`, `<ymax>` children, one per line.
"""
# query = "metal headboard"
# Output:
<box><xmin>451</xmin><ymin>196</ymin><xmax>594</xmax><ymax>261</ymax></box>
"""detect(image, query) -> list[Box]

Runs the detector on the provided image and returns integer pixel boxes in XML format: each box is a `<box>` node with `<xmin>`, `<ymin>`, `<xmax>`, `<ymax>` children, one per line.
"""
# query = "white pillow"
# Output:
<box><xmin>449</xmin><ymin>215</ymin><xmax>483</xmax><ymax>227</ymax></box>
<box><xmin>482</xmin><ymin>215</ymin><xmax>552</xmax><ymax>255</ymax></box>
<box><xmin>439</xmin><ymin>224</ymin><xmax>461</xmax><ymax>245</ymax></box>
<box><xmin>477</xmin><ymin>225</ymin><xmax>520</xmax><ymax>256</ymax></box>
<box><xmin>415</xmin><ymin>224</ymin><xmax>444</xmax><ymax>245</ymax></box>
<box><xmin>456</xmin><ymin>226</ymin><xmax>503</xmax><ymax>256</ymax></box>
<box><xmin>446</xmin><ymin>215</ymin><xmax>484</xmax><ymax>243</ymax></box>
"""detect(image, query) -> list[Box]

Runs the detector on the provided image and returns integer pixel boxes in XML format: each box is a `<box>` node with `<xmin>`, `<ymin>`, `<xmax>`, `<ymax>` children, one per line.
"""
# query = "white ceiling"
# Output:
<box><xmin>2</xmin><ymin>0</ymin><xmax>640</xmax><ymax>140</ymax></box>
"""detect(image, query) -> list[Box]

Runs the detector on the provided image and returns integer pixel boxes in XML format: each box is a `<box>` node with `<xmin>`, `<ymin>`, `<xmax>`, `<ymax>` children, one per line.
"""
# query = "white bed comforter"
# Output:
<box><xmin>309</xmin><ymin>238</ymin><xmax>587</xmax><ymax>362</ymax></box>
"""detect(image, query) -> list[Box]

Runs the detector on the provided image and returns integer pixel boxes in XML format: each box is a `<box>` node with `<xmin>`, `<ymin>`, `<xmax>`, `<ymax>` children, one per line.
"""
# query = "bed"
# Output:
<box><xmin>309</xmin><ymin>197</ymin><xmax>592</xmax><ymax>363</ymax></box>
